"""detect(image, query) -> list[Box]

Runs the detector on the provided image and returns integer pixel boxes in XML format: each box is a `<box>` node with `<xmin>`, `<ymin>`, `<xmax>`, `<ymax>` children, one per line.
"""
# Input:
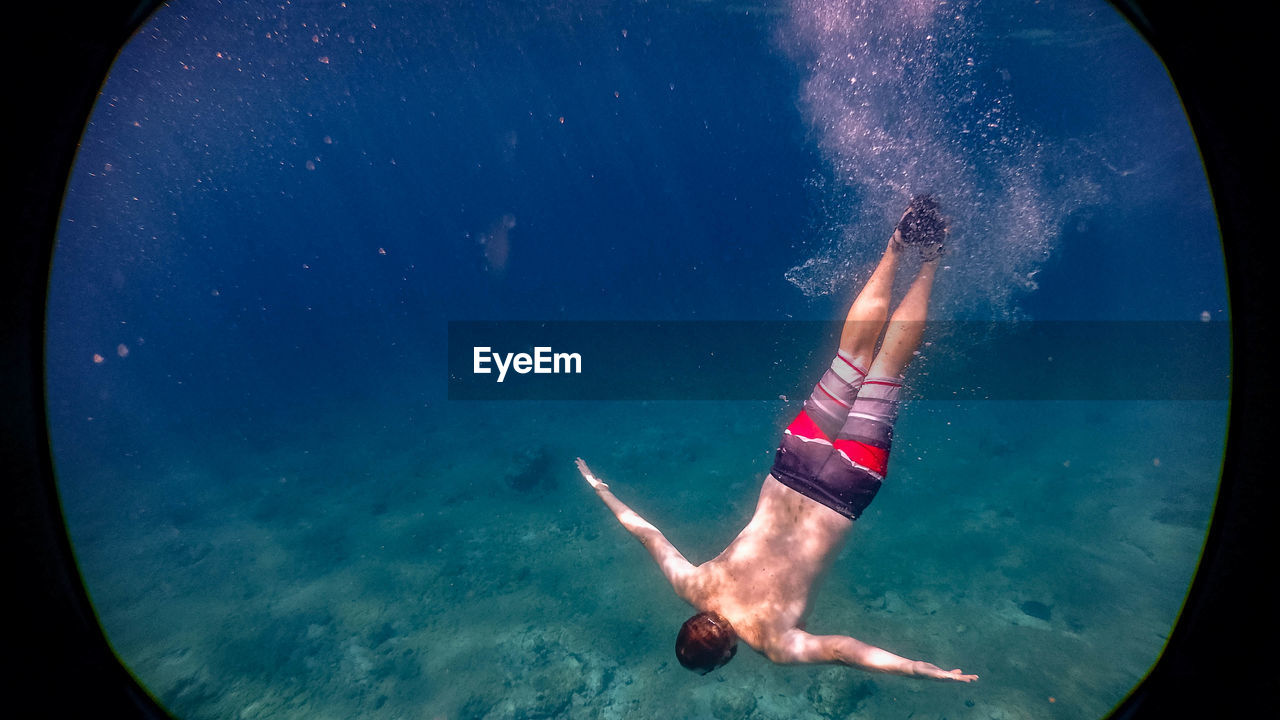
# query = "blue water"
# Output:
<box><xmin>46</xmin><ymin>1</ymin><xmax>1227</xmax><ymax>718</ymax></box>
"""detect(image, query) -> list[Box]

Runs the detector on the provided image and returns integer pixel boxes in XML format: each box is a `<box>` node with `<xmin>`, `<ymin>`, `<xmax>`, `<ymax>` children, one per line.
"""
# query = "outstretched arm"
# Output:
<box><xmin>772</xmin><ymin>629</ymin><xmax>978</xmax><ymax>683</ymax></box>
<box><xmin>576</xmin><ymin>458</ymin><xmax>698</xmax><ymax>599</ymax></box>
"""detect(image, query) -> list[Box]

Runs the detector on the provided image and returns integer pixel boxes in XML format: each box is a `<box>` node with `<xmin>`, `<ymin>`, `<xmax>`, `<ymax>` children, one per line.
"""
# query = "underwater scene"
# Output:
<box><xmin>46</xmin><ymin>1</ymin><xmax>1228</xmax><ymax>719</ymax></box>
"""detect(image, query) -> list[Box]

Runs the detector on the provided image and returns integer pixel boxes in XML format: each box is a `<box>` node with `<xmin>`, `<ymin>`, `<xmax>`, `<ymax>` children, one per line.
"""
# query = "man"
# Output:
<box><xmin>576</xmin><ymin>196</ymin><xmax>977</xmax><ymax>682</ymax></box>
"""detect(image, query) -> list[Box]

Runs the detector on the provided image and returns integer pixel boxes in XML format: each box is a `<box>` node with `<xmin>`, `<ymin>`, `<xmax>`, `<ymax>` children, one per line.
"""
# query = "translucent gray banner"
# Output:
<box><xmin>447</xmin><ymin>321</ymin><xmax>1230</xmax><ymax>401</ymax></box>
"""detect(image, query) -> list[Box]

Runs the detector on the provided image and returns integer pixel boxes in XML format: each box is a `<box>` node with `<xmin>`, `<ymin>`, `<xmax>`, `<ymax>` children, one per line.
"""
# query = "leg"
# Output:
<box><xmin>767</xmin><ymin>236</ymin><xmax>907</xmax><ymax>520</ymax></box>
<box><xmin>814</xmin><ymin>225</ymin><xmax>942</xmax><ymax>516</ymax></box>
<box><xmin>791</xmin><ymin>233</ymin><xmax>906</xmax><ymax>441</ymax></box>
<box><xmin>841</xmin><ymin>191</ymin><xmax>945</xmax><ymax>368</ymax></box>
<box><xmin>770</xmin><ymin>197</ymin><xmax>946</xmax><ymax>521</ymax></box>
<box><xmin>838</xmin><ymin>236</ymin><xmax>904</xmax><ymax>369</ymax></box>
<box><xmin>868</xmin><ymin>258</ymin><xmax>938</xmax><ymax>379</ymax></box>
<box><xmin>824</xmin><ymin>257</ymin><xmax>939</xmax><ymax>504</ymax></box>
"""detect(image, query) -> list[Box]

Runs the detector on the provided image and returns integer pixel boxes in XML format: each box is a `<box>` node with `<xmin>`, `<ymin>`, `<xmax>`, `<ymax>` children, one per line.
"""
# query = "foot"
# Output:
<box><xmin>892</xmin><ymin>194</ymin><xmax>948</xmax><ymax>261</ymax></box>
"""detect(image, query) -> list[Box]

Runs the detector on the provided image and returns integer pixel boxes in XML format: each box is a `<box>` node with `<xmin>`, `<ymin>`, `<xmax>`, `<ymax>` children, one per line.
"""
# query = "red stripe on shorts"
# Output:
<box><xmin>786</xmin><ymin>409</ymin><xmax>831</xmax><ymax>442</ymax></box>
<box><xmin>817</xmin><ymin>382</ymin><xmax>852</xmax><ymax>408</ymax></box>
<box><xmin>833</xmin><ymin>438</ymin><xmax>889</xmax><ymax>476</ymax></box>
<box><xmin>835</xmin><ymin>353</ymin><xmax>866</xmax><ymax>375</ymax></box>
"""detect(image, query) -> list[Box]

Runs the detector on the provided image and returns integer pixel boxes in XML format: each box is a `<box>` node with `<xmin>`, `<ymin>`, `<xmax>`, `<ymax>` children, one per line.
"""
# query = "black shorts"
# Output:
<box><xmin>770</xmin><ymin>351</ymin><xmax>903</xmax><ymax>520</ymax></box>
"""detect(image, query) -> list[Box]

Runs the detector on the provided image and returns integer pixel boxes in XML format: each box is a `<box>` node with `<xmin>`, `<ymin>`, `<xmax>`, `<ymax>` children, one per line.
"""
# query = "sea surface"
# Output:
<box><xmin>46</xmin><ymin>1</ymin><xmax>1228</xmax><ymax>718</ymax></box>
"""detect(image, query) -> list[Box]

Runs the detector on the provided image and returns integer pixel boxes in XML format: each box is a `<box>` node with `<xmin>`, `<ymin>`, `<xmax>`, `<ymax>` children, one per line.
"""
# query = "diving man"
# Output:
<box><xmin>578</xmin><ymin>196</ymin><xmax>977</xmax><ymax>682</ymax></box>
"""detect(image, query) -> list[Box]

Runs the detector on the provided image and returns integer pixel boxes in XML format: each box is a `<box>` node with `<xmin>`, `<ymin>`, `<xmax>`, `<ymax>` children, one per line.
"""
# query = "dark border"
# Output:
<box><xmin>1097</xmin><ymin>2</ymin><xmax>1269</xmax><ymax>716</ymax></box>
<box><xmin>3</xmin><ymin>2</ymin><xmax>1267</xmax><ymax>717</ymax></box>
<box><xmin>6</xmin><ymin>3</ymin><xmax>175</xmax><ymax>716</ymax></box>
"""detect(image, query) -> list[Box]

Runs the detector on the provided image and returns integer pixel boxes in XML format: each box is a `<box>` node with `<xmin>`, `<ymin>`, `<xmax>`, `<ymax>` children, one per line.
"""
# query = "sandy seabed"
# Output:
<box><xmin>62</xmin><ymin>393</ymin><xmax>1223</xmax><ymax>720</ymax></box>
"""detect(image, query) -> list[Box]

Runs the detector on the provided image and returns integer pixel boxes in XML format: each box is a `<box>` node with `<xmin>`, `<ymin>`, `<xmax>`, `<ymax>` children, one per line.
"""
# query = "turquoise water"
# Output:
<box><xmin>46</xmin><ymin>1</ymin><xmax>1227</xmax><ymax>718</ymax></box>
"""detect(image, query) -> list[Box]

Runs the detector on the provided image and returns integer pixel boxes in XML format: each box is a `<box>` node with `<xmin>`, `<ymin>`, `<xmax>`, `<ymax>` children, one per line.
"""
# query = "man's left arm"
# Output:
<box><xmin>771</xmin><ymin>629</ymin><xmax>978</xmax><ymax>682</ymax></box>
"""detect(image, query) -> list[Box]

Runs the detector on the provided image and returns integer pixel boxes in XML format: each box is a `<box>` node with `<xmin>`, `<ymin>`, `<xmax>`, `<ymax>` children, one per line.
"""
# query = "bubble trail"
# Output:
<box><xmin>779</xmin><ymin>0</ymin><xmax>1096</xmax><ymax>319</ymax></box>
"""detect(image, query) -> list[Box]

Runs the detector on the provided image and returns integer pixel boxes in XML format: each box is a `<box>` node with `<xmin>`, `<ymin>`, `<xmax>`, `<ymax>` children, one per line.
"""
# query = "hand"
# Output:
<box><xmin>912</xmin><ymin>660</ymin><xmax>978</xmax><ymax>683</ymax></box>
<box><xmin>575</xmin><ymin>457</ymin><xmax>608</xmax><ymax>490</ymax></box>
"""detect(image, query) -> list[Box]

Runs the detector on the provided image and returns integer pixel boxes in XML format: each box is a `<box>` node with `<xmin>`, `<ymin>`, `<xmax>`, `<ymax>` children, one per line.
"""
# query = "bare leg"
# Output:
<box><xmin>868</xmin><ymin>257</ymin><xmax>938</xmax><ymax>379</ymax></box>
<box><xmin>838</xmin><ymin>236</ymin><xmax>905</xmax><ymax>368</ymax></box>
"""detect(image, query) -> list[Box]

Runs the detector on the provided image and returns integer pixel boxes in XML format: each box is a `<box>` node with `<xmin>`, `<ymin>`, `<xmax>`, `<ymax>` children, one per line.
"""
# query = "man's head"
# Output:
<box><xmin>675</xmin><ymin>611</ymin><xmax>738</xmax><ymax>674</ymax></box>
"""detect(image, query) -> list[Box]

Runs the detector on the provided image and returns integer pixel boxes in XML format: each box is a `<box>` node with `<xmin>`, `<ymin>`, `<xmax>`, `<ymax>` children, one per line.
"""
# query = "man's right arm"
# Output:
<box><xmin>575</xmin><ymin>458</ymin><xmax>699</xmax><ymax>598</ymax></box>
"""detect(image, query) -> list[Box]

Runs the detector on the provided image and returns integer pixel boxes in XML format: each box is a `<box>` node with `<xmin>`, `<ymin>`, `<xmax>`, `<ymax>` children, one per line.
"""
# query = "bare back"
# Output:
<box><xmin>681</xmin><ymin>476</ymin><xmax>853</xmax><ymax>658</ymax></box>
<box><xmin>577</xmin><ymin>457</ymin><xmax>977</xmax><ymax>680</ymax></box>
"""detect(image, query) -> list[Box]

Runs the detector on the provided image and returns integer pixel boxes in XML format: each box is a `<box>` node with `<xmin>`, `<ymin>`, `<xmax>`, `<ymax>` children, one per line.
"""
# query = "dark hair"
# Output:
<box><xmin>675</xmin><ymin>612</ymin><xmax>738</xmax><ymax>674</ymax></box>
